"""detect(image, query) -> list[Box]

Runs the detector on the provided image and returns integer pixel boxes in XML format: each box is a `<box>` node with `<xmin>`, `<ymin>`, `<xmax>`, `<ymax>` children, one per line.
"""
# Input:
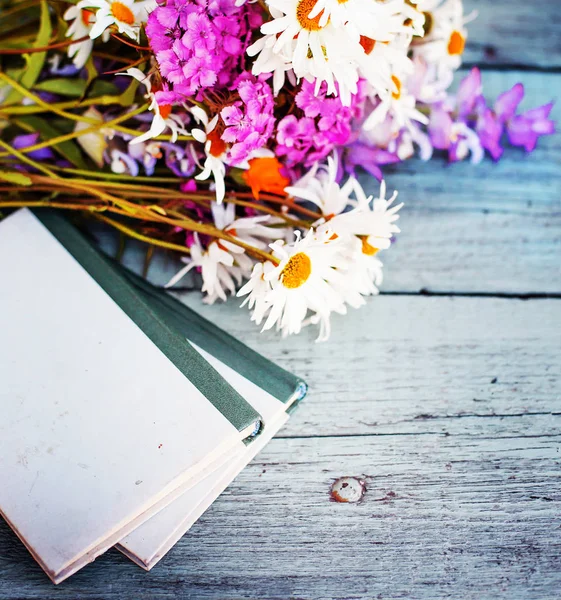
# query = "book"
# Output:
<box><xmin>116</xmin><ymin>343</ymin><xmax>297</xmax><ymax>569</ymax></box>
<box><xmin>118</xmin><ymin>267</ymin><xmax>307</xmax><ymax>411</ymax></box>
<box><xmin>95</xmin><ymin>259</ymin><xmax>307</xmax><ymax>569</ymax></box>
<box><xmin>0</xmin><ymin>209</ymin><xmax>263</xmax><ymax>584</ymax></box>
<box><xmin>82</xmin><ymin>242</ymin><xmax>308</xmax><ymax>569</ymax></box>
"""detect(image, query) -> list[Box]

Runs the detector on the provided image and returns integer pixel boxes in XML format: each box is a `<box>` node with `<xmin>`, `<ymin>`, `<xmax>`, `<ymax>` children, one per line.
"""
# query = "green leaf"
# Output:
<box><xmin>0</xmin><ymin>5</ymin><xmax>40</xmax><ymax>36</ymax></box>
<box><xmin>4</xmin><ymin>0</ymin><xmax>52</xmax><ymax>105</ymax></box>
<box><xmin>33</xmin><ymin>78</ymin><xmax>119</xmax><ymax>98</ymax></box>
<box><xmin>15</xmin><ymin>115</ymin><xmax>89</xmax><ymax>170</ymax></box>
<box><xmin>0</xmin><ymin>170</ymin><xmax>33</xmax><ymax>186</ymax></box>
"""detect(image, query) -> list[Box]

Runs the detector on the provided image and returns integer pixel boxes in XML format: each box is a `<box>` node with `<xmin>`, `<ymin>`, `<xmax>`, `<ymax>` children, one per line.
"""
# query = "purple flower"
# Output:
<box><xmin>344</xmin><ymin>143</ymin><xmax>400</xmax><ymax>181</ymax></box>
<box><xmin>146</xmin><ymin>11</ymin><xmax>183</xmax><ymax>53</ymax></box>
<box><xmin>162</xmin><ymin>143</ymin><xmax>197</xmax><ymax>176</ymax></box>
<box><xmin>274</xmin><ymin>79</ymin><xmax>362</xmax><ymax>169</ymax></box>
<box><xmin>276</xmin><ymin>116</ymin><xmax>317</xmax><ymax>166</ymax></box>
<box><xmin>12</xmin><ymin>133</ymin><xmax>55</xmax><ymax>162</ymax></box>
<box><xmin>506</xmin><ymin>102</ymin><xmax>555</xmax><ymax>152</ymax></box>
<box><xmin>476</xmin><ymin>107</ymin><xmax>504</xmax><ymax>160</ymax></box>
<box><xmin>475</xmin><ymin>82</ymin><xmax>555</xmax><ymax>160</ymax></box>
<box><xmin>157</xmin><ymin>40</ymin><xmax>191</xmax><ymax>85</ymax></box>
<box><xmin>428</xmin><ymin>105</ymin><xmax>453</xmax><ymax>150</ymax></box>
<box><xmin>148</xmin><ymin>0</ymin><xmax>264</xmax><ymax>97</ymax></box>
<box><xmin>183</xmin><ymin>54</ymin><xmax>218</xmax><ymax>90</ymax></box>
<box><xmin>456</xmin><ymin>67</ymin><xmax>482</xmax><ymax>120</ymax></box>
<box><xmin>213</xmin><ymin>16</ymin><xmax>241</xmax><ymax>55</ymax></box>
<box><xmin>296</xmin><ymin>80</ymin><xmax>325</xmax><ymax>118</ymax></box>
<box><xmin>219</xmin><ymin>75</ymin><xmax>275</xmax><ymax>164</ymax></box>
<box><xmin>221</xmin><ymin>105</ymin><xmax>247</xmax><ymax>140</ymax></box>
<box><xmin>494</xmin><ymin>83</ymin><xmax>525</xmax><ymax>123</ymax></box>
<box><xmin>182</xmin><ymin>13</ymin><xmax>216</xmax><ymax>55</ymax></box>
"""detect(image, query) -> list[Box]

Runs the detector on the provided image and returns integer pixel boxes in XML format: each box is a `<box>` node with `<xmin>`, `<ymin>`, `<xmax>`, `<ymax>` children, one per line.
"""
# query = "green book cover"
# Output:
<box><xmin>115</xmin><ymin>261</ymin><xmax>308</xmax><ymax>413</ymax></box>
<box><xmin>34</xmin><ymin>209</ymin><xmax>263</xmax><ymax>439</ymax></box>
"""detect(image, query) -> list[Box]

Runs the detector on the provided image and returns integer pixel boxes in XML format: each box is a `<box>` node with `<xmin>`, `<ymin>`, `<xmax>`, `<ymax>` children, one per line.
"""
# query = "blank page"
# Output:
<box><xmin>0</xmin><ymin>210</ymin><xmax>245</xmax><ymax>583</ymax></box>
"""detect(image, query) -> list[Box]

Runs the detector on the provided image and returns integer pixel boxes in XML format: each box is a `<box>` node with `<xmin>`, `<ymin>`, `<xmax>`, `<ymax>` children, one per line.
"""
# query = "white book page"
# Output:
<box><xmin>0</xmin><ymin>210</ymin><xmax>244</xmax><ymax>583</ymax></box>
<box><xmin>117</xmin><ymin>345</ymin><xmax>288</xmax><ymax>567</ymax></box>
<box><xmin>119</xmin><ymin>414</ymin><xmax>288</xmax><ymax>569</ymax></box>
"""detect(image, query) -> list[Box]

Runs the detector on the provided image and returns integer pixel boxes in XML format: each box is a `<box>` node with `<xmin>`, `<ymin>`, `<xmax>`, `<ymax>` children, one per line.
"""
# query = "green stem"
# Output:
<box><xmin>93</xmin><ymin>213</ymin><xmax>192</xmax><ymax>255</ymax></box>
<box><xmin>0</xmin><ymin>105</ymin><xmax>149</xmax><ymax>158</ymax></box>
<box><xmin>0</xmin><ymin>71</ymin><xmax>145</xmax><ymax>138</ymax></box>
<box><xmin>49</xmin><ymin>165</ymin><xmax>182</xmax><ymax>183</ymax></box>
<box><xmin>0</xmin><ymin>139</ymin><xmax>59</xmax><ymax>179</ymax></box>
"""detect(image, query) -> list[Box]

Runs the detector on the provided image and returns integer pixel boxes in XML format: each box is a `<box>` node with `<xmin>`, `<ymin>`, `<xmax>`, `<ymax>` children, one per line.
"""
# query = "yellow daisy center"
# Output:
<box><xmin>111</xmin><ymin>1</ymin><xmax>135</xmax><ymax>25</ymax></box>
<box><xmin>360</xmin><ymin>236</ymin><xmax>379</xmax><ymax>256</ymax></box>
<box><xmin>296</xmin><ymin>0</ymin><xmax>325</xmax><ymax>31</ymax></box>
<box><xmin>281</xmin><ymin>252</ymin><xmax>312</xmax><ymax>289</ymax></box>
<box><xmin>391</xmin><ymin>75</ymin><xmax>402</xmax><ymax>100</ymax></box>
<box><xmin>447</xmin><ymin>30</ymin><xmax>465</xmax><ymax>55</ymax></box>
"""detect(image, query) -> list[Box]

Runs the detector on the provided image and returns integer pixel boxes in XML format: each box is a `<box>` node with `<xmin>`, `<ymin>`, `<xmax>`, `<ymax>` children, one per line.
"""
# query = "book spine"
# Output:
<box><xmin>34</xmin><ymin>210</ymin><xmax>262</xmax><ymax>438</ymax></box>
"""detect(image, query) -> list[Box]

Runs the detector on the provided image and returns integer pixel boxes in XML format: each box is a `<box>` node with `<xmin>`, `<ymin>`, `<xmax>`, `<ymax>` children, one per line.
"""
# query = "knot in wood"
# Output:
<box><xmin>330</xmin><ymin>477</ymin><xmax>366</xmax><ymax>503</ymax></box>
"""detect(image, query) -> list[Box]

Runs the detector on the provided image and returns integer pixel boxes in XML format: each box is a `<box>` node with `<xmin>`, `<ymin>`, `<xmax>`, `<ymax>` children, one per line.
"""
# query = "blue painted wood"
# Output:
<box><xmin>1</xmin><ymin>2</ymin><xmax>560</xmax><ymax>599</ymax></box>
<box><xmin>462</xmin><ymin>0</ymin><xmax>561</xmax><ymax>68</ymax></box>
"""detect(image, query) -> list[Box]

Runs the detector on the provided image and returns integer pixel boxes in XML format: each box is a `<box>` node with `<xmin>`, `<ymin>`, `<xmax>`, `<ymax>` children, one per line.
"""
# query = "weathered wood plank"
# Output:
<box><xmin>95</xmin><ymin>71</ymin><xmax>560</xmax><ymax>295</ymax></box>
<box><xmin>173</xmin><ymin>294</ymin><xmax>561</xmax><ymax>437</ymax></box>
<box><xmin>1</xmin><ymin>429</ymin><xmax>560</xmax><ymax>599</ymax></box>
<box><xmin>462</xmin><ymin>0</ymin><xmax>561</xmax><ymax>68</ymax></box>
<box><xmin>378</xmin><ymin>70</ymin><xmax>561</xmax><ymax>294</ymax></box>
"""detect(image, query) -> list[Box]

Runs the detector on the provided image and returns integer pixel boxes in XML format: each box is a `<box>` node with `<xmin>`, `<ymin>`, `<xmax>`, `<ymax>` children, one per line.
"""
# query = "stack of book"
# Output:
<box><xmin>0</xmin><ymin>209</ymin><xmax>306</xmax><ymax>584</ymax></box>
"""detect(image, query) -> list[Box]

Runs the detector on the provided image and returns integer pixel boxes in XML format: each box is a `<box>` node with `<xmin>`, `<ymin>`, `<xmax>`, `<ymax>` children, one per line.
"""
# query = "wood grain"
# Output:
<box><xmin>1</xmin><ymin>429</ymin><xmax>560</xmax><ymax>599</ymax></box>
<box><xmin>462</xmin><ymin>0</ymin><xmax>561</xmax><ymax>68</ymax></box>
<box><xmin>1</xmin><ymin>294</ymin><xmax>559</xmax><ymax>599</ymax></box>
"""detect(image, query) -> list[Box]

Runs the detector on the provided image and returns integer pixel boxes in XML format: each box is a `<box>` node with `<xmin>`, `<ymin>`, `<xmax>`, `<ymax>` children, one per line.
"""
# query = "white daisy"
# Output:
<box><xmin>64</xmin><ymin>6</ymin><xmax>109</xmax><ymax>68</ymax></box>
<box><xmin>401</xmin><ymin>0</ymin><xmax>434</xmax><ymax>37</ymax></box>
<box><xmin>166</xmin><ymin>203</ymin><xmax>281</xmax><ymax>303</ymax></box>
<box><xmin>362</xmin><ymin>70</ymin><xmax>429</xmax><ymax>132</ymax></box>
<box><xmin>307</xmin><ymin>0</ymin><xmax>407</xmax><ymax>40</ymax></box>
<box><xmin>77</xmin><ymin>0</ymin><xmax>142</xmax><ymax>41</ymax></box>
<box><xmin>337</xmin><ymin>179</ymin><xmax>403</xmax><ymax>252</ymax></box>
<box><xmin>356</xmin><ymin>32</ymin><xmax>414</xmax><ymax>100</ymax></box>
<box><xmin>240</xmin><ymin>229</ymin><xmax>348</xmax><ymax>339</ymax></box>
<box><xmin>287</xmin><ymin>157</ymin><xmax>403</xmax><ymax>254</ymax></box>
<box><xmin>190</xmin><ymin>107</ymin><xmax>228</xmax><ymax>203</ymax></box>
<box><xmin>122</xmin><ymin>68</ymin><xmax>188</xmax><ymax>145</ymax></box>
<box><xmin>411</xmin><ymin>0</ymin><xmax>475</xmax><ymax>75</ymax></box>
<box><xmin>166</xmin><ymin>233</ymin><xmax>246</xmax><ymax>302</ymax></box>
<box><xmin>238</xmin><ymin>163</ymin><xmax>404</xmax><ymax>340</ymax></box>
<box><xmin>237</xmin><ymin>261</ymin><xmax>276</xmax><ymax>326</ymax></box>
<box><xmin>250</xmin><ymin>0</ymin><xmax>363</xmax><ymax>105</ymax></box>
<box><xmin>247</xmin><ymin>35</ymin><xmax>296</xmax><ymax>97</ymax></box>
<box><xmin>286</xmin><ymin>155</ymin><xmax>354</xmax><ymax>218</ymax></box>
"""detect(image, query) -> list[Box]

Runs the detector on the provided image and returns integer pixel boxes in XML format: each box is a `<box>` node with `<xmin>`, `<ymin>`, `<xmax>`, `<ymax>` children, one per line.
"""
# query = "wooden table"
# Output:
<box><xmin>1</xmin><ymin>1</ymin><xmax>560</xmax><ymax>598</ymax></box>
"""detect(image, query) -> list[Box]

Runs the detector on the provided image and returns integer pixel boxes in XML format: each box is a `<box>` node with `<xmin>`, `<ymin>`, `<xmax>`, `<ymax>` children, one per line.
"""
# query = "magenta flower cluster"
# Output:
<box><xmin>143</xmin><ymin>0</ymin><xmax>555</xmax><ymax>183</ymax></box>
<box><xmin>276</xmin><ymin>81</ymin><xmax>363</xmax><ymax>168</ymax></box>
<box><xmin>146</xmin><ymin>0</ymin><xmax>263</xmax><ymax>98</ymax></box>
<box><xmin>220</xmin><ymin>75</ymin><xmax>276</xmax><ymax>164</ymax></box>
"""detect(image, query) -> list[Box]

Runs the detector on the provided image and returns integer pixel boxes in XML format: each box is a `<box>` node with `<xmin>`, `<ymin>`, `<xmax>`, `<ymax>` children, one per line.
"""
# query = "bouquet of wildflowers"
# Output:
<box><xmin>0</xmin><ymin>0</ymin><xmax>554</xmax><ymax>340</ymax></box>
